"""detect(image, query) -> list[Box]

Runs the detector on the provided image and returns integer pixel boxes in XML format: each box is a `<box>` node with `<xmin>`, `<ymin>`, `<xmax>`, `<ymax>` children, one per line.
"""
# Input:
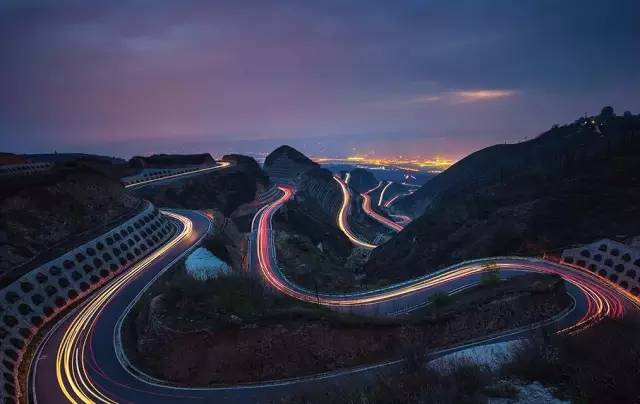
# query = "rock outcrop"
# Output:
<box><xmin>263</xmin><ymin>145</ymin><xmax>319</xmax><ymax>182</ymax></box>
<box><xmin>348</xmin><ymin>168</ymin><xmax>378</xmax><ymax>193</ymax></box>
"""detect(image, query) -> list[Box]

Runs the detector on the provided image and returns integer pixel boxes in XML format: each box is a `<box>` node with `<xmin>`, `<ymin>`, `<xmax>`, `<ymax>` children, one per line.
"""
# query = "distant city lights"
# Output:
<box><xmin>313</xmin><ymin>155</ymin><xmax>456</xmax><ymax>172</ymax></box>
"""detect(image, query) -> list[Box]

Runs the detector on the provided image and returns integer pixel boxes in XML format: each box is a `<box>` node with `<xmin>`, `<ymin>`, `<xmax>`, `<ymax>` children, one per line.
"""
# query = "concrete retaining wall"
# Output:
<box><xmin>0</xmin><ymin>162</ymin><xmax>53</xmax><ymax>177</ymax></box>
<box><xmin>562</xmin><ymin>239</ymin><xmax>640</xmax><ymax>295</ymax></box>
<box><xmin>0</xmin><ymin>202</ymin><xmax>176</xmax><ymax>403</ymax></box>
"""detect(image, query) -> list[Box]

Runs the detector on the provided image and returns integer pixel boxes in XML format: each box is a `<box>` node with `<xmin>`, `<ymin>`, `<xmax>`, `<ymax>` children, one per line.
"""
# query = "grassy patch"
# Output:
<box><xmin>501</xmin><ymin>316</ymin><xmax>640</xmax><ymax>403</ymax></box>
<box><xmin>483</xmin><ymin>380</ymin><xmax>520</xmax><ymax>399</ymax></box>
<box><xmin>285</xmin><ymin>358</ymin><xmax>497</xmax><ymax>404</ymax></box>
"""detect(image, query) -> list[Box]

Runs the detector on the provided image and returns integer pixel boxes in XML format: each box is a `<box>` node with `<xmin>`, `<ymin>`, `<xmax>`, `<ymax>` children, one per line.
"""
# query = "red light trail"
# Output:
<box><xmin>256</xmin><ymin>185</ymin><xmax>633</xmax><ymax>334</ymax></box>
<box><xmin>361</xmin><ymin>182</ymin><xmax>404</xmax><ymax>232</ymax></box>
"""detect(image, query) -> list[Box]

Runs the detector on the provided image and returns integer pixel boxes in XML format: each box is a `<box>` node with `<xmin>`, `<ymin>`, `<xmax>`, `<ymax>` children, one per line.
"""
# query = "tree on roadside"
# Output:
<box><xmin>480</xmin><ymin>261</ymin><xmax>500</xmax><ymax>286</ymax></box>
<box><xmin>430</xmin><ymin>291</ymin><xmax>453</xmax><ymax>308</ymax></box>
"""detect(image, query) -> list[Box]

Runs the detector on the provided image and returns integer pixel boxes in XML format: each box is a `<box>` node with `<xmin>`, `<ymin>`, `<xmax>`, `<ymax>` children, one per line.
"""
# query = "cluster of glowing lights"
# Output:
<box><xmin>55</xmin><ymin>211</ymin><xmax>193</xmax><ymax>403</ymax></box>
<box><xmin>313</xmin><ymin>156</ymin><xmax>455</xmax><ymax>172</ymax></box>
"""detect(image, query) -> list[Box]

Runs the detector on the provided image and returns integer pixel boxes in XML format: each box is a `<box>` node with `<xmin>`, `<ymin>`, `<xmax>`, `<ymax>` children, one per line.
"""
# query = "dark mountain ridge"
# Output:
<box><xmin>395</xmin><ymin>108</ymin><xmax>638</xmax><ymax>217</ymax></box>
<box><xmin>368</xmin><ymin>108</ymin><xmax>640</xmax><ymax>282</ymax></box>
<box><xmin>263</xmin><ymin>145</ymin><xmax>320</xmax><ymax>182</ymax></box>
<box><xmin>348</xmin><ymin>168</ymin><xmax>378</xmax><ymax>194</ymax></box>
<box><xmin>264</xmin><ymin>145</ymin><xmax>318</xmax><ymax>168</ymax></box>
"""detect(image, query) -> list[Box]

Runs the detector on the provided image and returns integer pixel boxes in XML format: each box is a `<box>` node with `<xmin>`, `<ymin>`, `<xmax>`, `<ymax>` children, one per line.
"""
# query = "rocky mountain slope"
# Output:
<box><xmin>263</xmin><ymin>145</ymin><xmax>319</xmax><ymax>182</ymax></box>
<box><xmin>296</xmin><ymin>167</ymin><xmax>343</xmax><ymax>218</ymax></box>
<box><xmin>0</xmin><ymin>165</ymin><xmax>141</xmax><ymax>284</ymax></box>
<box><xmin>348</xmin><ymin>168</ymin><xmax>378</xmax><ymax>193</ymax></box>
<box><xmin>367</xmin><ymin>108</ymin><xmax>640</xmax><ymax>281</ymax></box>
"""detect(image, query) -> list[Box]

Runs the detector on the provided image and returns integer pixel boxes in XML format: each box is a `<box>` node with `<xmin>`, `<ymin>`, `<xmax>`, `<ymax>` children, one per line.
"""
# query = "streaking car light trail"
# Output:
<box><xmin>55</xmin><ymin>211</ymin><xmax>193</xmax><ymax>403</ymax></box>
<box><xmin>257</xmin><ymin>186</ymin><xmax>629</xmax><ymax>333</ymax></box>
<box><xmin>361</xmin><ymin>183</ymin><xmax>404</xmax><ymax>232</ymax></box>
<box><xmin>333</xmin><ymin>175</ymin><xmax>377</xmax><ymax>249</ymax></box>
<box><xmin>46</xmin><ymin>186</ymin><xmax>636</xmax><ymax>404</ymax></box>
<box><xmin>389</xmin><ymin>214</ymin><xmax>411</xmax><ymax>226</ymax></box>
<box><xmin>124</xmin><ymin>162</ymin><xmax>232</xmax><ymax>189</ymax></box>
<box><xmin>383</xmin><ymin>189</ymin><xmax>415</xmax><ymax>208</ymax></box>
<box><xmin>378</xmin><ymin>181</ymin><xmax>392</xmax><ymax>206</ymax></box>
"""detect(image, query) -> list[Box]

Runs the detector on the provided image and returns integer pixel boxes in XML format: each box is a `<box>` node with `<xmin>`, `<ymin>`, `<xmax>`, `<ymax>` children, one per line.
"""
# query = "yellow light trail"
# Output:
<box><xmin>55</xmin><ymin>211</ymin><xmax>193</xmax><ymax>403</ymax></box>
<box><xmin>124</xmin><ymin>162</ymin><xmax>232</xmax><ymax>189</ymax></box>
<box><xmin>257</xmin><ymin>185</ymin><xmax>631</xmax><ymax>334</ymax></box>
<box><xmin>333</xmin><ymin>175</ymin><xmax>377</xmax><ymax>249</ymax></box>
<box><xmin>377</xmin><ymin>181</ymin><xmax>392</xmax><ymax>207</ymax></box>
<box><xmin>50</xmin><ymin>187</ymin><xmax>639</xmax><ymax>403</ymax></box>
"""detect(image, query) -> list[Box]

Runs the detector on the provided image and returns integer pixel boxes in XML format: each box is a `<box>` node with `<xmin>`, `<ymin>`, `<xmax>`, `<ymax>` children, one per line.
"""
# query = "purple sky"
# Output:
<box><xmin>1</xmin><ymin>1</ymin><xmax>639</xmax><ymax>160</ymax></box>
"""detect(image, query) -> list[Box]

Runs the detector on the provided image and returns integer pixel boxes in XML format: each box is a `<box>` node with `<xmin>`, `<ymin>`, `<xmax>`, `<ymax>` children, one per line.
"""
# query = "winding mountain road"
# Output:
<box><xmin>124</xmin><ymin>161</ymin><xmax>233</xmax><ymax>190</ymax></box>
<box><xmin>360</xmin><ymin>181</ymin><xmax>404</xmax><ymax>232</ymax></box>
<box><xmin>28</xmin><ymin>181</ymin><xmax>638</xmax><ymax>403</ymax></box>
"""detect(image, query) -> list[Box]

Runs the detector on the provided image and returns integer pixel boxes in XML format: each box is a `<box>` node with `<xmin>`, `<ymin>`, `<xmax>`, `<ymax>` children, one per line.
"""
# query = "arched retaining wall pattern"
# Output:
<box><xmin>0</xmin><ymin>202</ymin><xmax>176</xmax><ymax>403</ymax></box>
<box><xmin>0</xmin><ymin>162</ymin><xmax>53</xmax><ymax>177</ymax></box>
<box><xmin>562</xmin><ymin>239</ymin><xmax>640</xmax><ymax>295</ymax></box>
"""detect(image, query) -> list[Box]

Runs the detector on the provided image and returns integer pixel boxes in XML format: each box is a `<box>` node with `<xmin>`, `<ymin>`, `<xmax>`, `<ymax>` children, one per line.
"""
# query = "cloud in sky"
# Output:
<box><xmin>0</xmin><ymin>0</ymin><xmax>638</xmax><ymax>158</ymax></box>
<box><xmin>407</xmin><ymin>89</ymin><xmax>519</xmax><ymax>105</ymax></box>
<box><xmin>452</xmin><ymin>90</ymin><xmax>519</xmax><ymax>103</ymax></box>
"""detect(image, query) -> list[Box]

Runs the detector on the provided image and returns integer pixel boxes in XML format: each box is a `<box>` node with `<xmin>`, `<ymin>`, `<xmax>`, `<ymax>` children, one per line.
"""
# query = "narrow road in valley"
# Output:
<box><xmin>361</xmin><ymin>181</ymin><xmax>404</xmax><ymax>232</ymax></box>
<box><xmin>333</xmin><ymin>175</ymin><xmax>377</xmax><ymax>249</ymax></box>
<box><xmin>253</xmin><ymin>185</ymin><xmax>629</xmax><ymax>327</ymax></box>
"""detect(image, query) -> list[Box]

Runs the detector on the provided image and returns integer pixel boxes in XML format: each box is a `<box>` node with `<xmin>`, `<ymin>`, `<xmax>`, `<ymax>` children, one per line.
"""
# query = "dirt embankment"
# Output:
<box><xmin>0</xmin><ymin>166</ymin><xmax>140</xmax><ymax>283</ymax></box>
<box><xmin>126</xmin><ymin>273</ymin><xmax>570</xmax><ymax>385</ymax></box>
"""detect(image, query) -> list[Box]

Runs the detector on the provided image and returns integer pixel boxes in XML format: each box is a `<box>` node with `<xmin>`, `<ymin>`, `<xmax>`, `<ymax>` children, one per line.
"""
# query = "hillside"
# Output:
<box><xmin>367</xmin><ymin>108</ymin><xmax>640</xmax><ymax>281</ymax></box>
<box><xmin>0</xmin><ymin>165</ymin><xmax>141</xmax><ymax>284</ymax></box>
<box><xmin>348</xmin><ymin>168</ymin><xmax>378</xmax><ymax>193</ymax></box>
<box><xmin>132</xmin><ymin>154</ymin><xmax>268</xmax><ymax>216</ymax></box>
<box><xmin>296</xmin><ymin>167</ymin><xmax>343</xmax><ymax>217</ymax></box>
<box><xmin>0</xmin><ymin>152</ymin><xmax>28</xmax><ymax>165</ymax></box>
<box><xmin>263</xmin><ymin>145</ymin><xmax>319</xmax><ymax>182</ymax></box>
